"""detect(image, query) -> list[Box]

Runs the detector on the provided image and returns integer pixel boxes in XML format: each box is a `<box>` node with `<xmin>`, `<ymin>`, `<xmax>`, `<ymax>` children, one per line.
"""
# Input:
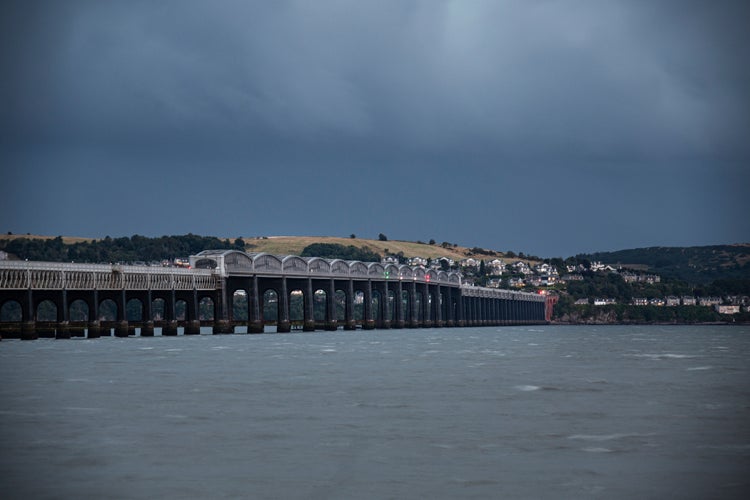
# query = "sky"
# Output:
<box><xmin>1</xmin><ymin>0</ymin><xmax>749</xmax><ymax>258</ymax></box>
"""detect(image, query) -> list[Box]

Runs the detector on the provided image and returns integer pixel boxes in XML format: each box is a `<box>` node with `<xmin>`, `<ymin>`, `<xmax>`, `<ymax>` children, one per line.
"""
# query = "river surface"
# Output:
<box><xmin>1</xmin><ymin>325</ymin><xmax>749</xmax><ymax>499</ymax></box>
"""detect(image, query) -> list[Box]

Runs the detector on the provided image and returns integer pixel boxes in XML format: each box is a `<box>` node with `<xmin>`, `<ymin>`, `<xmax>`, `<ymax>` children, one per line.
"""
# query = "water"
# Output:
<box><xmin>1</xmin><ymin>325</ymin><xmax>748</xmax><ymax>499</ymax></box>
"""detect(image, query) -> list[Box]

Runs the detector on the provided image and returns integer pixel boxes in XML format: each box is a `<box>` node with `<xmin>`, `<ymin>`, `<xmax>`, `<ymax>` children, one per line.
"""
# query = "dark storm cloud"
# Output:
<box><xmin>1</xmin><ymin>1</ymin><xmax>748</xmax><ymax>255</ymax></box>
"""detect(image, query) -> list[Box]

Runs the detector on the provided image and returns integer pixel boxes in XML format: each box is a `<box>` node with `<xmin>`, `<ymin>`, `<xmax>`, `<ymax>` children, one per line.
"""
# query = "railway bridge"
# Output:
<box><xmin>0</xmin><ymin>250</ymin><xmax>552</xmax><ymax>340</ymax></box>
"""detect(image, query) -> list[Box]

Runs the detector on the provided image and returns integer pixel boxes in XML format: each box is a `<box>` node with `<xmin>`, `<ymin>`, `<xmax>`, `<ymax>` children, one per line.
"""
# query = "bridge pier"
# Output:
<box><xmin>185</xmin><ymin>320</ymin><xmax>201</xmax><ymax>335</ymax></box>
<box><xmin>141</xmin><ymin>321</ymin><xmax>155</xmax><ymax>336</ymax></box>
<box><xmin>162</xmin><ymin>320</ymin><xmax>178</xmax><ymax>336</ymax></box>
<box><xmin>56</xmin><ymin>321</ymin><xmax>71</xmax><ymax>339</ymax></box>
<box><xmin>115</xmin><ymin>320</ymin><xmax>129</xmax><ymax>338</ymax></box>
<box><xmin>86</xmin><ymin>320</ymin><xmax>100</xmax><ymax>338</ymax></box>
<box><xmin>249</xmin><ymin>320</ymin><xmax>264</xmax><ymax>334</ymax></box>
<box><xmin>20</xmin><ymin>321</ymin><xmax>36</xmax><ymax>340</ymax></box>
<box><xmin>277</xmin><ymin>321</ymin><xmax>291</xmax><ymax>333</ymax></box>
<box><xmin>213</xmin><ymin>319</ymin><xmax>233</xmax><ymax>334</ymax></box>
<box><xmin>324</xmin><ymin>320</ymin><xmax>338</xmax><ymax>331</ymax></box>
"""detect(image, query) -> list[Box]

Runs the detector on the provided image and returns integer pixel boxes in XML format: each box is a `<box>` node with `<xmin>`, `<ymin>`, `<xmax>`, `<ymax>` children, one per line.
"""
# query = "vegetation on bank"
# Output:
<box><xmin>579</xmin><ymin>245</ymin><xmax>750</xmax><ymax>284</ymax></box>
<box><xmin>0</xmin><ymin>234</ymin><xmax>244</xmax><ymax>263</ymax></box>
<box><xmin>300</xmin><ymin>243</ymin><xmax>381</xmax><ymax>262</ymax></box>
<box><xmin>553</xmin><ymin>299</ymin><xmax>750</xmax><ymax>324</ymax></box>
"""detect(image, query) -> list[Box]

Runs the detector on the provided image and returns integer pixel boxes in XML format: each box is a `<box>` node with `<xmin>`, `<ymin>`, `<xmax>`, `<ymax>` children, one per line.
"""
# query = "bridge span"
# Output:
<box><xmin>0</xmin><ymin>250</ymin><xmax>551</xmax><ymax>340</ymax></box>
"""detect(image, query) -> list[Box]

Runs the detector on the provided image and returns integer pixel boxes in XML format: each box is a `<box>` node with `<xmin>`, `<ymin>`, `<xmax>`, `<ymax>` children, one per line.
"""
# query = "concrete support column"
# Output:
<box><xmin>56</xmin><ymin>289</ymin><xmax>71</xmax><ymax>339</ymax></box>
<box><xmin>185</xmin><ymin>289</ymin><xmax>201</xmax><ymax>335</ymax></box>
<box><xmin>142</xmin><ymin>289</ymin><xmax>155</xmax><ymax>336</ymax></box>
<box><xmin>325</xmin><ymin>278</ymin><xmax>337</xmax><ymax>331</ymax></box>
<box><xmin>363</xmin><ymin>280</ymin><xmax>374</xmax><ymax>330</ymax></box>
<box><xmin>249</xmin><ymin>276</ymin><xmax>263</xmax><ymax>333</ymax></box>
<box><xmin>457</xmin><ymin>292</ymin><xmax>465</xmax><ymax>327</ymax></box>
<box><xmin>163</xmin><ymin>289</ymin><xmax>178</xmax><ymax>336</ymax></box>
<box><xmin>445</xmin><ymin>287</ymin><xmax>454</xmax><ymax>327</ymax></box>
<box><xmin>381</xmin><ymin>280</ymin><xmax>391</xmax><ymax>329</ymax></box>
<box><xmin>21</xmin><ymin>288</ymin><xmax>37</xmax><ymax>340</ymax></box>
<box><xmin>87</xmin><ymin>290</ymin><xmax>101</xmax><ymax>338</ymax></box>
<box><xmin>303</xmin><ymin>278</ymin><xmax>315</xmax><ymax>332</ymax></box>
<box><xmin>422</xmin><ymin>285</ymin><xmax>432</xmax><ymax>328</ymax></box>
<box><xmin>277</xmin><ymin>277</ymin><xmax>291</xmax><ymax>333</ymax></box>
<box><xmin>409</xmin><ymin>281</ymin><xmax>418</xmax><ymax>328</ymax></box>
<box><xmin>115</xmin><ymin>288</ymin><xmax>129</xmax><ymax>338</ymax></box>
<box><xmin>344</xmin><ymin>280</ymin><xmax>355</xmax><ymax>330</ymax></box>
<box><xmin>395</xmin><ymin>281</ymin><xmax>405</xmax><ymax>329</ymax></box>
<box><xmin>213</xmin><ymin>278</ymin><xmax>233</xmax><ymax>334</ymax></box>
<box><xmin>435</xmin><ymin>285</ymin><xmax>443</xmax><ymax>327</ymax></box>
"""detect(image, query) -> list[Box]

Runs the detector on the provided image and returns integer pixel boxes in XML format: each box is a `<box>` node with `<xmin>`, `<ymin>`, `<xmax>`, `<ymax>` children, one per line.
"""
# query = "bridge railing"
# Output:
<box><xmin>0</xmin><ymin>261</ymin><xmax>216</xmax><ymax>290</ymax></box>
<box><xmin>190</xmin><ymin>249</ymin><xmax>464</xmax><ymax>285</ymax></box>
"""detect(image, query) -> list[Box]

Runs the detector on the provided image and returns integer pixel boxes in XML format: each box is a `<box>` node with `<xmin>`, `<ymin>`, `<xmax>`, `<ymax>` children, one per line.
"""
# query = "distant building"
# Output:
<box><xmin>508</xmin><ymin>277</ymin><xmax>525</xmax><ymax>288</ymax></box>
<box><xmin>715</xmin><ymin>305</ymin><xmax>740</xmax><ymax>315</ymax></box>
<box><xmin>574</xmin><ymin>298</ymin><xmax>590</xmax><ymax>305</ymax></box>
<box><xmin>681</xmin><ymin>296</ymin><xmax>697</xmax><ymax>306</ymax></box>
<box><xmin>594</xmin><ymin>298</ymin><xmax>616</xmax><ymax>306</ymax></box>
<box><xmin>487</xmin><ymin>259</ymin><xmax>505</xmax><ymax>275</ymax></box>
<box><xmin>459</xmin><ymin>258</ymin><xmax>480</xmax><ymax>269</ymax></box>
<box><xmin>561</xmin><ymin>274</ymin><xmax>584</xmax><ymax>282</ymax></box>
<box><xmin>632</xmin><ymin>298</ymin><xmax>648</xmax><ymax>306</ymax></box>
<box><xmin>486</xmin><ymin>278</ymin><xmax>502</xmax><ymax>288</ymax></box>
<box><xmin>511</xmin><ymin>261</ymin><xmax>532</xmax><ymax>275</ymax></box>
<box><xmin>699</xmin><ymin>297</ymin><xmax>722</xmax><ymax>307</ymax></box>
<box><xmin>407</xmin><ymin>257</ymin><xmax>428</xmax><ymax>267</ymax></box>
<box><xmin>641</xmin><ymin>274</ymin><xmax>661</xmax><ymax>284</ymax></box>
<box><xmin>665</xmin><ymin>296</ymin><xmax>680</xmax><ymax>307</ymax></box>
<box><xmin>649</xmin><ymin>298</ymin><xmax>665</xmax><ymax>306</ymax></box>
<box><xmin>0</xmin><ymin>250</ymin><xmax>7</xmax><ymax>261</ymax></box>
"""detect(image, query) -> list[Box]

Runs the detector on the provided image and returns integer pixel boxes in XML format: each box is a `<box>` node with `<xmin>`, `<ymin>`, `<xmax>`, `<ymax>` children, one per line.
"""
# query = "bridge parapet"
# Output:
<box><xmin>190</xmin><ymin>249</ymin><xmax>462</xmax><ymax>285</ymax></box>
<box><xmin>460</xmin><ymin>285</ymin><xmax>546</xmax><ymax>302</ymax></box>
<box><xmin>0</xmin><ymin>261</ymin><xmax>216</xmax><ymax>290</ymax></box>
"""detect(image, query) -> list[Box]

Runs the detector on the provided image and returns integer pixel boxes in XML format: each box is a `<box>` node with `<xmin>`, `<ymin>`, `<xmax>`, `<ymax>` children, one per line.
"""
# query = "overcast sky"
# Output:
<box><xmin>1</xmin><ymin>0</ymin><xmax>748</xmax><ymax>257</ymax></box>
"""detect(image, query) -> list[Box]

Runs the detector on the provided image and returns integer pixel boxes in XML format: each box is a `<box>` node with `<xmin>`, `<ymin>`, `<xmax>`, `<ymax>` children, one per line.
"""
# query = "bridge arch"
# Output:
<box><xmin>283</xmin><ymin>256</ymin><xmax>308</xmax><ymax>275</ymax></box>
<box><xmin>1</xmin><ymin>299</ymin><xmax>23</xmax><ymax>322</ymax></box>
<box><xmin>254</xmin><ymin>253</ymin><xmax>282</xmax><ymax>273</ymax></box>
<box><xmin>350</xmin><ymin>262</ymin><xmax>368</xmax><ymax>277</ymax></box>
<box><xmin>307</xmin><ymin>258</ymin><xmax>330</xmax><ymax>274</ymax></box>
<box><xmin>99</xmin><ymin>299</ymin><xmax>117</xmax><ymax>322</ymax></box>
<box><xmin>232</xmin><ymin>289</ymin><xmax>248</xmax><ymax>322</ymax></box>
<box><xmin>194</xmin><ymin>258</ymin><xmax>218</xmax><ymax>270</ymax></box>
<box><xmin>330</xmin><ymin>260</ymin><xmax>349</xmax><ymax>276</ymax></box>
<box><xmin>126</xmin><ymin>298</ymin><xmax>143</xmax><ymax>321</ymax></box>
<box><xmin>262</xmin><ymin>288</ymin><xmax>279</xmax><ymax>325</ymax></box>
<box><xmin>69</xmin><ymin>299</ymin><xmax>89</xmax><ymax>322</ymax></box>
<box><xmin>199</xmin><ymin>297</ymin><xmax>215</xmax><ymax>321</ymax></box>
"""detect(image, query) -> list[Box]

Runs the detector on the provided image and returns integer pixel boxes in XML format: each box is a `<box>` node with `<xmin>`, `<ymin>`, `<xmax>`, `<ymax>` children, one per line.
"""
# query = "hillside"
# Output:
<box><xmin>0</xmin><ymin>233</ymin><xmax>520</xmax><ymax>264</ymax></box>
<box><xmin>579</xmin><ymin>244</ymin><xmax>750</xmax><ymax>284</ymax></box>
<box><xmin>242</xmin><ymin>236</ymin><xmax>497</xmax><ymax>261</ymax></box>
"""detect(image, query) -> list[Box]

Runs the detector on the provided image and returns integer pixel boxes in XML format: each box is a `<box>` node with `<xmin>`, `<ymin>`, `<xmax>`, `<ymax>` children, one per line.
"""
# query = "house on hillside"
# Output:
<box><xmin>407</xmin><ymin>256</ymin><xmax>428</xmax><ymax>267</ymax></box>
<box><xmin>487</xmin><ymin>259</ymin><xmax>505</xmax><ymax>275</ymax></box>
<box><xmin>715</xmin><ymin>305</ymin><xmax>740</xmax><ymax>314</ymax></box>
<box><xmin>665</xmin><ymin>296</ymin><xmax>680</xmax><ymax>306</ymax></box>
<box><xmin>459</xmin><ymin>258</ymin><xmax>480</xmax><ymax>269</ymax></box>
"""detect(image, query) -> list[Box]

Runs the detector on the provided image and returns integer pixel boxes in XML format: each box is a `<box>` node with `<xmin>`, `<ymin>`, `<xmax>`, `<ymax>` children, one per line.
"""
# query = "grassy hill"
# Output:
<box><xmin>242</xmin><ymin>236</ymin><xmax>494</xmax><ymax>261</ymax></box>
<box><xmin>0</xmin><ymin>233</ymin><xmax>523</xmax><ymax>264</ymax></box>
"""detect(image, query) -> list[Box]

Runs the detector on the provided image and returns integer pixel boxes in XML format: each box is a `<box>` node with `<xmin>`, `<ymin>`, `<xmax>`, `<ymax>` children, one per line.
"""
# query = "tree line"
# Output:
<box><xmin>0</xmin><ymin>234</ymin><xmax>246</xmax><ymax>263</ymax></box>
